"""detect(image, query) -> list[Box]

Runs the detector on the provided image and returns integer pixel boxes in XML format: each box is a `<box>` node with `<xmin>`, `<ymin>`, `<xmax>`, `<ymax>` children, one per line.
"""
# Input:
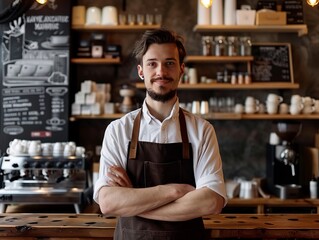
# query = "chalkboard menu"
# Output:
<box><xmin>282</xmin><ymin>0</ymin><xmax>304</xmax><ymax>24</ymax></box>
<box><xmin>0</xmin><ymin>0</ymin><xmax>71</xmax><ymax>154</ymax></box>
<box><xmin>251</xmin><ymin>43</ymin><xmax>294</xmax><ymax>83</ymax></box>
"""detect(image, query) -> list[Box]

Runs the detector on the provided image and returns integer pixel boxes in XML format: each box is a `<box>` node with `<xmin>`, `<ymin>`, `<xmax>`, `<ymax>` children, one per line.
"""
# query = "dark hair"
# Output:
<box><xmin>132</xmin><ymin>28</ymin><xmax>186</xmax><ymax>65</ymax></box>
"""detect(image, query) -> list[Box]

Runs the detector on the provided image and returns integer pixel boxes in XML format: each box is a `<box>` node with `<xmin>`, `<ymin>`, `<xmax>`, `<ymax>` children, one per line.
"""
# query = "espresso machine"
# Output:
<box><xmin>266</xmin><ymin>121</ymin><xmax>302</xmax><ymax>199</ymax></box>
<box><xmin>0</xmin><ymin>142</ymin><xmax>92</xmax><ymax>213</ymax></box>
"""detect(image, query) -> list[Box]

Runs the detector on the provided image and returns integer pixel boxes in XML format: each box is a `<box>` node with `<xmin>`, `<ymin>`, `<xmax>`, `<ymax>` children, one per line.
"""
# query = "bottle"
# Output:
<box><xmin>310</xmin><ymin>176</ymin><xmax>318</xmax><ymax>199</ymax></box>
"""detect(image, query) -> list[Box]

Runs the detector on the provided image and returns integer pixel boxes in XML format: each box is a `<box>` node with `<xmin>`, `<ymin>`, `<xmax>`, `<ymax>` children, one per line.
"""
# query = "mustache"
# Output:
<box><xmin>151</xmin><ymin>77</ymin><xmax>174</xmax><ymax>82</ymax></box>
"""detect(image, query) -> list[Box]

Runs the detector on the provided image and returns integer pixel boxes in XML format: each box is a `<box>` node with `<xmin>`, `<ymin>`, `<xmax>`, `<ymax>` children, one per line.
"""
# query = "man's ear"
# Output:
<box><xmin>137</xmin><ymin>65</ymin><xmax>144</xmax><ymax>80</ymax></box>
<box><xmin>180</xmin><ymin>63</ymin><xmax>185</xmax><ymax>78</ymax></box>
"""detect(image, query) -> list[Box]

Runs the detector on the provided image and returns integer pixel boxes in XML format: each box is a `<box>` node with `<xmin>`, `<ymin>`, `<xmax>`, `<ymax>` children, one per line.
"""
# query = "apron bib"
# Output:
<box><xmin>114</xmin><ymin>108</ymin><xmax>205</xmax><ymax>240</ymax></box>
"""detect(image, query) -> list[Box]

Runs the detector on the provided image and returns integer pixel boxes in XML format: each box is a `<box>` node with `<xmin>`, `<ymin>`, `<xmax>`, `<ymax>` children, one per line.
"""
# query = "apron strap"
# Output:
<box><xmin>129</xmin><ymin>107</ymin><xmax>190</xmax><ymax>160</ymax></box>
<box><xmin>129</xmin><ymin>110</ymin><xmax>142</xmax><ymax>160</ymax></box>
<box><xmin>179</xmin><ymin>108</ymin><xmax>190</xmax><ymax>159</ymax></box>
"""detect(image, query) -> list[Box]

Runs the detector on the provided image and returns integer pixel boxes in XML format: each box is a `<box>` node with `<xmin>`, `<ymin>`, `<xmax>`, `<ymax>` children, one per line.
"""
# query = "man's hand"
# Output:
<box><xmin>107</xmin><ymin>165</ymin><xmax>132</xmax><ymax>187</ymax></box>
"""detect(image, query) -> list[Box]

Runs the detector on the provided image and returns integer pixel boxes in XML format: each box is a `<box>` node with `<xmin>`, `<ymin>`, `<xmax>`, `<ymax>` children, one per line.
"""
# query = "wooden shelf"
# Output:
<box><xmin>70</xmin><ymin>113</ymin><xmax>319</xmax><ymax>121</ymax></box>
<box><xmin>135</xmin><ymin>82</ymin><xmax>299</xmax><ymax>89</ymax></box>
<box><xmin>193</xmin><ymin>24</ymin><xmax>308</xmax><ymax>37</ymax></box>
<box><xmin>70</xmin><ymin>114</ymin><xmax>124</xmax><ymax>121</ymax></box>
<box><xmin>204</xmin><ymin>113</ymin><xmax>319</xmax><ymax>120</ymax></box>
<box><xmin>72</xmin><ymin>24</ymin><xmax>161</xmax><ymax>31</ymax></box>
<box><xmin>185</xmin><ymin>56</ymin><xmax>254</xmax><ymax>63</ymax></box>
<box><xmin>71</xmin><ymin>57</ymin><xmax>121</xmax><ymax>65</ymax></box>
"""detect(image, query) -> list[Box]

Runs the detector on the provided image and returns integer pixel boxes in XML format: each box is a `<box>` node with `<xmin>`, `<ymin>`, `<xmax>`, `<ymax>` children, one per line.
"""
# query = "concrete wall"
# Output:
<box><xmin>73</xmin><ymin>0</ymin><xmax>319</xmax><ymax>180</ymax></box>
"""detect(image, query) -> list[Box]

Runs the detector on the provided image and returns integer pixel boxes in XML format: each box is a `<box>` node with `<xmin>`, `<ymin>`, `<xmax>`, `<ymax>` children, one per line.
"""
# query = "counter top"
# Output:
<box><xmin>0</xmin><ymin>213</ymin><xmax>318</xmax><ymax>239</ymax></box>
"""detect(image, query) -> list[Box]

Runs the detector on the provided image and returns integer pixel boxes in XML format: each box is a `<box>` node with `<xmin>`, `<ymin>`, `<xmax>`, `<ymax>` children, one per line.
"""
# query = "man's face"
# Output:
<box><xmin>137</xmin><ymin>43</ymin><xmax>184</xmax><ymax>102</ymax></box>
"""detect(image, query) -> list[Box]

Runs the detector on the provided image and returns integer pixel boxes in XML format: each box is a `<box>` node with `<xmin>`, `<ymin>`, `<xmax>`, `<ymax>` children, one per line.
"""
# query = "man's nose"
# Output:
<box><xmin>156</xmin><ymin>64</ymin><xmax>167</xmax><ymax>76</ymax></box>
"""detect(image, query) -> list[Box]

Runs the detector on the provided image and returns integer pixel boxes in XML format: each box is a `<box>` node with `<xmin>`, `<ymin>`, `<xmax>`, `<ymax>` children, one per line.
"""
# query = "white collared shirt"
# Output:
<box><xmin>94</xmin><ymin>99</ymin><xmax>227</xmax><ymax>204</ymax></box>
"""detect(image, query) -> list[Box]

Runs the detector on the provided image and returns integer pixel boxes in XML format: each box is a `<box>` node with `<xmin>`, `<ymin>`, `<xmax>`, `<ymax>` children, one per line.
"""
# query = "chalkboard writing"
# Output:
<box><xmin>251</xmin><ymin>43</ymin><xmax>294</xmax><ymax>83</ymax></box>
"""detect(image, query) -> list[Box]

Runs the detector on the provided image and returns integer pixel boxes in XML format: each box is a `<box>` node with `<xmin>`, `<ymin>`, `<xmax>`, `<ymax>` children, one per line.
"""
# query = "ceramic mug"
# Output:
<box><xmin>266</xmin><ymin>101</ymin><xmax>279</xmax><ymax>114</ymax></box>
<box><xmin>239</xmin><ymin>180</ymin><xmax>258</xmax><ymax>199</ymax></box>
<box><xmin>101</xmin><ymin>6</ymin><xmax>118</xmax><ymax>25</ymax></box>
<box><xmin>86</xmin><ymin>6</ymin><xmax>101</xmax><ymax>25</ymax></box>
<box><xmin>290</xmin><ymin>103</ymin><xmax>303</xmax><ymax>115</ymax></box>
<box><xmin>267</xmin><ymin>93</ymin><xmax>283</xmax><ymax>104</ymax></box>
<box><xmin>234</xmin><ymin>103</ymin><xmax>244</xmax><ymax>113</ymax></box>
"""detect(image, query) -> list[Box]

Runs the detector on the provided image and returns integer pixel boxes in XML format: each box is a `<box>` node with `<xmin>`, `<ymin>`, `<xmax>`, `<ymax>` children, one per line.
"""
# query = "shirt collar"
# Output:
<box><xmin>142</xmin><ymin>98</ymin><xmax>180</xmax><ymax>123</ymax></box>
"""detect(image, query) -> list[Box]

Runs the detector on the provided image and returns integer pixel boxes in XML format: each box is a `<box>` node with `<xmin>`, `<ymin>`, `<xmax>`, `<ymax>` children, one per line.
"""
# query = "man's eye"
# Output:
<box><xmin>166</xmin><ymin>61</ymin><xmax>175</xmax><ymax>66</ymax></box>
<box><xmin>147</xmin><ymin>62</ymin><xmax>156</xmax><ymax>67</ymax></box>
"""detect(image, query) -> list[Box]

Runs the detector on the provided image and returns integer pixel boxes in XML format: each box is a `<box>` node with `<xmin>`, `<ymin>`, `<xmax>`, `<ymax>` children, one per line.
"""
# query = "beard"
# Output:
<box><xmin>147</xmin><ymin>88</ymin><xmax>177</xmax><ymax>103</ymax></box>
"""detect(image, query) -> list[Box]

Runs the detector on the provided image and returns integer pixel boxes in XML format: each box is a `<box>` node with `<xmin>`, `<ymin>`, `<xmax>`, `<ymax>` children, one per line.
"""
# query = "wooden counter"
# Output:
<box><xmin>227</xmin><ymin>198</ymin><xmax>319</xmax><ymax>214</ymax></box>
<box><xmin>0</xmin><ymin>213</ymin><xmax>319</xmax><ymax>239</ymax></box>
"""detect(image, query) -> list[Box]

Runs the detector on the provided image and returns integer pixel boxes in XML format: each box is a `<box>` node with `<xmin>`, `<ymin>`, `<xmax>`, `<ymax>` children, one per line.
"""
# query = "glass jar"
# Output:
<box><xmin>214</xmin><ymin>36</ymin><xmax>226</xmax><ymax>56</ymax></box>
<box><xmin>239</xmin><ymin>36</ymin><xmax>252</xmax><ymax>56</ymax></box>
<box><xmin>227</xmin><ymin>36</ymin><xmax>238</xmax><ymax>56</ymax></box>
<box><xmin>201</xmin><ymin>36</ymin><xmax>214</xmax><ymax>56</ymax></box>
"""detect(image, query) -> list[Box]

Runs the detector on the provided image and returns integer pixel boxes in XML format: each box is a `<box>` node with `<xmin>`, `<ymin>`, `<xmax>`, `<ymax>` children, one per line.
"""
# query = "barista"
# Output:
<box><xmin>94</xmin><ymin>28</ymin><xmax>227</xmax><ymax>240</ymax></box>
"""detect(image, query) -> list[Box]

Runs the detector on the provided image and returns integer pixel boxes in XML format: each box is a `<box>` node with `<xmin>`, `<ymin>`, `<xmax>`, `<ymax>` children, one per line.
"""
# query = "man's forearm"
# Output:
<box><xmin>139</xmin><ymin>187</ymin><xmax>225</xmax><ymax>221</ymax></box>
<box><xmin>98</xmin><ymin>184</ymin><xmax>195</xmax><ymax>217</ymax></box>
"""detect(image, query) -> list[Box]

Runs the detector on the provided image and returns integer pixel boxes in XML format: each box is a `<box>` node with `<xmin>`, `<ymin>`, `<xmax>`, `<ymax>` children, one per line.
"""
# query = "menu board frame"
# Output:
<box><xmin>251</xmin><ymin>42</ymin><xmax>294</xmax><ymax>83</ymax></box>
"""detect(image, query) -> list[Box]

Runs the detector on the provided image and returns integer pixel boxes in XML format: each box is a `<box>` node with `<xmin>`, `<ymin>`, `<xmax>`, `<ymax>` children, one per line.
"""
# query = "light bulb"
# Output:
<box><xmin>307</xmin><ymin>0</ymin><xmax>319</xmax><ymax>7</ymax></box>
<box><xmin>35</xmin><ymin>0</ymin><xmax>48</xmax><ymax>4</ymax></box>
<box><xmin>200</xmin><ymin>0</ymin><xmax>213</xmax><ymax>8</ymax></box>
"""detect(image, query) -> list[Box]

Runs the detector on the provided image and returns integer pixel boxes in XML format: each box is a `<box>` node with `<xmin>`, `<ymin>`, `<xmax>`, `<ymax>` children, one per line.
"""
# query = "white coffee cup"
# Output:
<box><xmin>245</xmin><ymin>104</ymin><xmax>259</xmax><ymax>114</ymax></box>
<box><xmin>239</xmin><ymin>180</ymin><xmax>258</xmax><ymax>199</ymax></box>
<box><xmin>76</xmin><ymin>146</ymin><xmax>86</xmax><ymax>157</ymax></box>
<box><xmin>302</xmin><ymin>105</ymin><xmax>315</xmax><ymax>114</ymax></box>
<box><xmin>226</xmin><ymin>180</ymin><xmax>240</xmax><ymax>198</ymax></box>
<box><xmin>188</xmin><ymin>68</ymin><xmax>198</xmax><ymax>84</ymax></box>
<box><xmin>200</xmin><ymin>101</ymin><xmax>209</xmax><ymax>114</ymax></box>
<box><xmin>267</xmin><ymin>93</ymin><xmax>283</xmax><ymax>104</ymax></box>
<box><xmin>290</xmin><ymin>103</ymin><xmax>303</xmax><ymax>115</ymax></box>
<box><xmin>42</xmin><ymin>143</ymin><xmax>53</xmax><ymax>157</ymax></box>
<box><xmin>234</xmin><ymin>103</ymin><xmax>244</xmax><ymax>113</ymax></box>
<box><xmin>101</xmin><ymin>6</ymin><xmax>118</xmax><ymax>25</ymax></box>
<box><xmin>303</xmin><ymin>96</ymin><xmax>315</xmax><ymax>107</ymax></box>
<box><xmin>245</xmin><ymin>96</ymin><xmax>259</xmax><ymax>106</ymax></box>
<box><xmin>53</xmin><ymin>142</ymin><xmax>64</xmax><ymax>157</ymax></box>
<box><xmin>266</xmin><ymin>101</ymin><xmax>278</xmax><ymax>114</ymax></box>
<box><xmin>192</xmin><ymin>101</ymin><xmax>200</xmax><ymax>114</ymax></box>
<box><xmin>86</xmin><ymin>6</ymin><xmax>101</xmax><ymax>25</ymax></box>
<box><xmin>290</xmin><ymin>94</ymin><xmax>303</xmax><ymax>105</ymax></box>
<box><xmin>28</xmin><ymin>140</ymin><xmax>41</xmax><ymax>156</ymax></box>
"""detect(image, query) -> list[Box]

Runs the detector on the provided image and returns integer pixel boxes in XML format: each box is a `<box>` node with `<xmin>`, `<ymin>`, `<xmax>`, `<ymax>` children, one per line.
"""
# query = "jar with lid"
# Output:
<box><xmin>239</xmin><ymin>36</ymin><xmax>252</xmax><ymax>56</ymax></box>
<box><xmin>201</xmin><ymin>36</ymin><xmax>214</xmax><ymax>56</ymax></box>
<box><xmin>227</xmin><ymin>36</ymin><xmax>238</xmax><ymax>56</ymax></box>
<box><xmin>214</xmin><ymin>36</ymin><xmax>226</xmax><ymax>56</ymax></box>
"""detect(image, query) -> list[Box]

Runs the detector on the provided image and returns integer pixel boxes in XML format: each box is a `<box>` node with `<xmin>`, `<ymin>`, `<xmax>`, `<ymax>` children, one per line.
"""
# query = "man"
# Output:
<box><xmin>94</xmin><ymin>28</ymin><xmax>227</xmax><ymax>240</ymax></box>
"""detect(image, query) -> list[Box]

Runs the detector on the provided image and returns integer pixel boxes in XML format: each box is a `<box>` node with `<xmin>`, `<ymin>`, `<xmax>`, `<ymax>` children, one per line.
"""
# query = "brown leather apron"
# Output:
<box><xmin>114</xmin><ymin>108</ymin><xmax>206</xmax><ymax>240</ymax></box>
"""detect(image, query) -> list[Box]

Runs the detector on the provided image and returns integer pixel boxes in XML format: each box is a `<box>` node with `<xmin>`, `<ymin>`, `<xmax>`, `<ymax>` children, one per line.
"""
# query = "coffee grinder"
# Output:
<box><xmin>266</xmin><ymin>121</ymin><xmax>302</xmax><ymax>198</ymax></box>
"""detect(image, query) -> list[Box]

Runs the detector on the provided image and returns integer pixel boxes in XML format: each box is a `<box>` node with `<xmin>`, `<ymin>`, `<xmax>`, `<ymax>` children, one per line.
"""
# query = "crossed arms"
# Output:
<box><xmin>97</xmin><ymin>166</ymin><xmax>225</xmax><ymax>221</ymax></box>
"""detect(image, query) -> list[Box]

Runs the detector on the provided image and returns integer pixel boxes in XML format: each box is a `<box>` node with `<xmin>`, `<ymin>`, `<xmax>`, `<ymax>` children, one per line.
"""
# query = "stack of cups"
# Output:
<box><xmin>266</xmin><ymin>93</ymin><xmax>283</xmax><ymax>115</ymax></box>
<box><xmin>244</xmin><ymin>96</ymin><xmax>259</xmax><ymax>114</ymax></box>
<box><xmin>290</xmin><ymin>94</ymin><xmax>304</xmax><ymax>115</ymax></box>
<box><xmin>302</xmin><ymin>96</ymin><xmax>315</xmax><ymax>114</ymax></box>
